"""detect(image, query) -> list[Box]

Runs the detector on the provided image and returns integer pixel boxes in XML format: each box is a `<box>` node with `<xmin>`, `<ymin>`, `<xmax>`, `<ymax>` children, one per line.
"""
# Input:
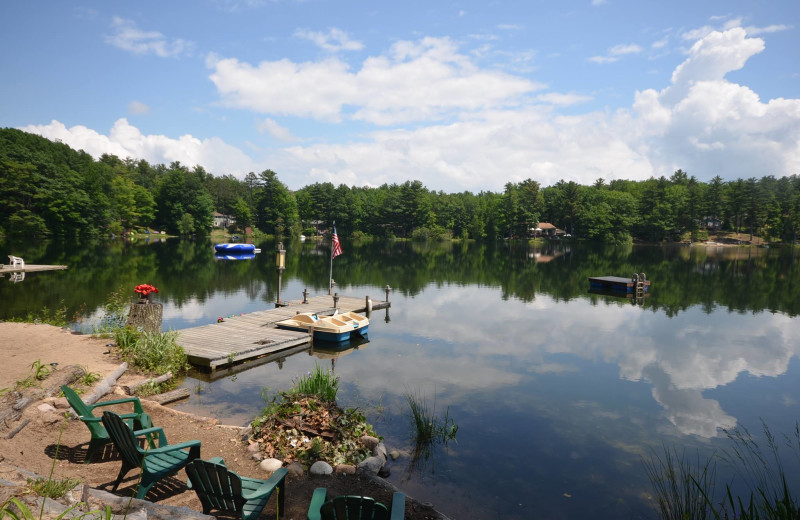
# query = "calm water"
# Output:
<box><xmin>2</xmin><ymin>237</ymin><xmax>799</xmax><ymax>519</ymax></box>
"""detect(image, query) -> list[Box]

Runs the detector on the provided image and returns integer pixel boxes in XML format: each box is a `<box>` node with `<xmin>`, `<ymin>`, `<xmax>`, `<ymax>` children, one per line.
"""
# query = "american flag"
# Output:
<box><xmin>331</xmin><ymin>225</ymin><xmax>343</xmax><ymax>259</ymax></box>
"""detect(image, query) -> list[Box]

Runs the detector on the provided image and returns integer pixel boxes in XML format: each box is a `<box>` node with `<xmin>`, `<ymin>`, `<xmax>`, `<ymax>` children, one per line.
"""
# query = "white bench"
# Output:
<box><xmin>8</xmin><ymin>255</ymin><xmax>24</xmax><ymax>268</ymax></box>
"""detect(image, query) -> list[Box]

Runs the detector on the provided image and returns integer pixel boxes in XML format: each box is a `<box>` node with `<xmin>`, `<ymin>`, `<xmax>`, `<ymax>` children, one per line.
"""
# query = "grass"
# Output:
<box><xmin>14</xmin><ymin>360</ymin><xmax>52</xmax><ymax>390</ymax></box>
<box><xmin>6</xmin><ymin>302</ymin><xmax>71</xmax><ymax>328</ymax></box>
<box><xmin>644</xmin><ymin>420</ymin><xmax>800</xmax><ymax>520</ymax></box>
<box><xmin>642</xmin><ymin>447</ymin><xmax>716</xmax><ymax>520</ymax></box>
<box><xmin>404</xmin><ymin>390</ymin><xmax>458</xmax><ymax>448</ymax></box>
<box><xmin>287</xmin><ymin>363</ymin><xmax>339</xmax><ymax>402</ymax></box>
<box><xmin>113</xmin><ymin>327</ymin><xmax>189</xmax><ymax>376</ymax></box>
<box><xmin>26</xmin><ymin>477</ymin><xmax>81</xmax><ymax>500</ymax></box>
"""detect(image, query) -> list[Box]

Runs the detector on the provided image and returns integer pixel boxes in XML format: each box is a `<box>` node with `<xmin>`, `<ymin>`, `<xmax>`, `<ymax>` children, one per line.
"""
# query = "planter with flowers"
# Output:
<box><xmin>134</xmin><ymin>284</ymin><xmax>159</xmax><ymax>304</ymax></box>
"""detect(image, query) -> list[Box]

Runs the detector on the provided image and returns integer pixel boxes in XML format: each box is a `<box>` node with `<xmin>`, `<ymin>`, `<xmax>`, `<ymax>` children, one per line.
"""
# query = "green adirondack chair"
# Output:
<box><xmin>307</xmin><ymin>488</ymin><xmax>405</xmax><ymax>520</ymax></box>
<box><xmin>186</xmin><ymin>457</ymin><xmax>288</xmax><ymax>519</ymax></box>
<box><xmin>61</xmin><ymin>385</ymin><xmax>153</xmax><ymax>461</ymax></box>
<box><xmin>101</xmin><ymin>410</ymin><xmax>201</xmax><ymax>499</ymax></box>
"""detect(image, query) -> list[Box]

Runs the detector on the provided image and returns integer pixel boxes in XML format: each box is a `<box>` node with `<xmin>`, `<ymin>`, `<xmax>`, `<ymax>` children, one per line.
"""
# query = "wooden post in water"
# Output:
<box><xmin>385</xmin><ymin>284</ymin><xmax>391</xmax><ymax>302</ymax></box>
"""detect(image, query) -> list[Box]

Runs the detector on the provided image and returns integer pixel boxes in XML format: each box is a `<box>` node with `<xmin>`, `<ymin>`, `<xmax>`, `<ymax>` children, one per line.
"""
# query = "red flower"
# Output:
<box><xmin>134</xmin><ymin>284</ymin><xmax>159</xmax><ymax>296</ymax></box>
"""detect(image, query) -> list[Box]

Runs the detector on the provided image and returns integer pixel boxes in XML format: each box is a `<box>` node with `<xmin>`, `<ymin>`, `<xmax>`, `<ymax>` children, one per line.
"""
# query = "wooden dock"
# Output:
<box><xmin>0</xmin><ymin>264</ymin><xmax>67</xmax><ymax>273</ymax></box>
<box><xmin>176</xmin><ymin>294</ymin><xmax>389</xmax><ymax>370</ymax></box>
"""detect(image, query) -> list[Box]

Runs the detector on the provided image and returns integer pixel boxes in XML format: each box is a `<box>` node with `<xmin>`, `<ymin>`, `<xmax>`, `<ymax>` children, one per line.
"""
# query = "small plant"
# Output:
<box><xmin>79</xmin><ymin>368</ymin><xmax>101</xmax><ymax>386</ymax></box>
<box><xmin>30</xmin><ymin>360</ymin><xmax>51</xmax><ymax>381</ymax></box>
<box><xmin>289</xmin><ymin>364</ymin><xmax>339</xmax><ymax>402</ymax></box>
<box><xmin>26</xmin><ymin>477</ymin><xmax>81</xmax><ymax>499</ymax></box>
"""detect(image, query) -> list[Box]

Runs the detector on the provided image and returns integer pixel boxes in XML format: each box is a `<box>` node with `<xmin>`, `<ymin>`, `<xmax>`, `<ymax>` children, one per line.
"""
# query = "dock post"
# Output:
<box><xmin>385</xmin><ymin>284</ymin><xmax>391</xmax><ymax>302</ymax></box>
<box><xmin>365</xmin><ymin>296</ymin><xmax>373</xmax><ymax>317</ymax></box>
<box><xmin>303</xmin><ymin>288</ymin><xmax>309</xmax><ymax>304</ymax></box>
<box><xmin>333</xmin><ymin>292</ymin><xmax>340</xmax><ymax>311</ymax></box>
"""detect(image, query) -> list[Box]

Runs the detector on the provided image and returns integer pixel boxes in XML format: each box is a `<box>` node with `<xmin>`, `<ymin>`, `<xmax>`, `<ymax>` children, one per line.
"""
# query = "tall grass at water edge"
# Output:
<box><xmin>114</xmin><ymin>327</ymin><xmax>189</xmax><ymax>376</ymax></box>
<box><xmin>288</xmin><ymin>363</ymin><xmax>339</xmax><ymax>402</ymax></box>
<box><xmin>645</xmin><ymin>421</ymin><xmax>800</xmax><ymax>520</ymax></box>
<box><xmin>404</xmin><ymin>390</ymin><xmax>458</xmax><ymax>448</ymax></box>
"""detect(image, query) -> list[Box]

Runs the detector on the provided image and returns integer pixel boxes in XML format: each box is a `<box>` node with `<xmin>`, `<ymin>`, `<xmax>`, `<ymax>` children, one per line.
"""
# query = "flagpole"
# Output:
<box><xmin>328</xmin><ymin>220</ymin><xmax>335</xmax><ymax>295</ymax></box>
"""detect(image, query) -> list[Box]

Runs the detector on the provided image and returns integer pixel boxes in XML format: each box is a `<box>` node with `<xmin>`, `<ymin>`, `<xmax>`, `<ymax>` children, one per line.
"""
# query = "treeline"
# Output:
<box><xmin>2</xmin><ymin>128</ymin><xmax>799</xmax><ymax>243</ymax></box>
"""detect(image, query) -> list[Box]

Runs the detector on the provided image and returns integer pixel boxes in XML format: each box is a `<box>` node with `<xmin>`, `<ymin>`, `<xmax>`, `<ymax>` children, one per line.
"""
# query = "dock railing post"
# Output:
<box><xmin>385</xmin><ymin>284</ymin><xmax>391</xmax><ymax>302</ymax></box>
<box><xmin>365</xmin><ymin>296</ymin><xmax>373</xmax><ymax>317</ymax></box>
<box><xmin>303</xmin><ymin>288</ymin><xmax>309</xmax><ymax>304</ymax></box>
<box><xmin>333</xmin><ymin>292</ymin><xmax>339</xmax><ymax>311</ymax></box>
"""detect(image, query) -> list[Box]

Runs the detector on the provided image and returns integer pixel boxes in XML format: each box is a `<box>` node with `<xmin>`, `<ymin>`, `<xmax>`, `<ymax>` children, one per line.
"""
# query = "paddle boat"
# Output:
<box><xmin>276</xmin><ymin>310</ymin><xmax>369</xmax><ymax>342</ymax></box>
<box><xmin>214</xmin><ymin>243</ymin><xmax>261</xmax><ymax>254</ymax></box>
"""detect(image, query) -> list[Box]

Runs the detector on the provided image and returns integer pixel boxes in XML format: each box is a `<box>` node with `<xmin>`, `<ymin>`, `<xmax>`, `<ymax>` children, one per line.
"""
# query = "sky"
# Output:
<box><xmin>1</xmin><ymin>1</ymin><xmax>798</xmax><ymax>193</ymax></box>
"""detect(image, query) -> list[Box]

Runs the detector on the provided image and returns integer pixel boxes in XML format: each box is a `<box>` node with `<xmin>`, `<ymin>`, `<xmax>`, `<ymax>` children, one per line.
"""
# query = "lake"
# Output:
<box><xmin>2</xmin><ymin>237</ymin><xmax>799</xmax><ymax>519</ymax></box>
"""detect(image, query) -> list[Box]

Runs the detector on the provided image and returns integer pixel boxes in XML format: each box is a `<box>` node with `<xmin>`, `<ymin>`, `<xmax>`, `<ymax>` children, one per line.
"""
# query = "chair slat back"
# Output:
<box><xmin>321</xmin><ymin>495</ymin><xmax>389</xmax><ymax>520</ymax></box>
<box><xmin>101</xmin><ymin>411</ymin><xmax>143</xmax><ymax>468</ymax></box>
<box><xmin>186</xmin><ymin>459</ymin><xmax>246</xmax><ymax>517</ymax></box>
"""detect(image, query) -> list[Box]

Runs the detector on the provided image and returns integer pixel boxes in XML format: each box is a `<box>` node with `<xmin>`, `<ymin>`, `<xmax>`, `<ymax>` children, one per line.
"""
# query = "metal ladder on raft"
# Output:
<box><xmin>634</xmin><ymin>273</ymin><xmax>647</xmax><ymax>298</ymax></box>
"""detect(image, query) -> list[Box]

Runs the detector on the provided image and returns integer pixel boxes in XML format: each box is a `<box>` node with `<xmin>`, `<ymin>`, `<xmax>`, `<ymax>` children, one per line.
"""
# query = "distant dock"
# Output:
<box><xmin>176</xmin><ymin>294</ymin><xmax>390</xmax><ymax>370</ymax></box>
<box><xmin>588</xmin><ymin>274</ymin><xmax>650</xmax><ymax>294</ymax></box>
<box><xmin>0</xmin><ymin>264</ymin><xmax>67</xmax><ymax>273</ymax></box>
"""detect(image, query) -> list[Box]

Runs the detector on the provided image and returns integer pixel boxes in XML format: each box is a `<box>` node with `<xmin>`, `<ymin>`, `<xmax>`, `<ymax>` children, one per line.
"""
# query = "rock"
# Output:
<box><xmin>246</xmin><ymin>441</ymin><xmax>261</xmax><ymax>453</ymax></box>
<box><xmin>250</xmin><ymin>452</ymin><xmax>263</xmax><ymax>461</ymax></box>
<box><xmin>240</xmin><ymin>426</ymin><xmax>253</xmax><ymax>442</ymax></box>
<box><xmin>36</xmin><ymin>403</ymin><xmax>57</xmax><ymax>413</ymax></box>
<box><xmin>113</xmin><ymin>387</ymin><xmax>127</xmax><ymax>396</ymax></box>
<box><xmin>374</xmin><ymin>441</ymin><xmax>387</xmax><ymax>460</ymax></box>
<box><xmin>357</xmin><ymin>456</ymin><xmax>384</xmax><ymax>475</ymax></box>
<box><xmin>287</xmin><ymin>461</ymin><xmax>305</xmax><ymax>477</ymax></box>
<box><xmin>378</xmin><ymin>466</ymin><xmax>391</xmax><ymax>478</ymax></box>
<box><xmin>51</xmin><ymin>397</ymin><xmax>70</xmax><ymax>410</ymax></box>
<box><xmin>334</xmin><ymin>464</ymin><xmax>356</xmax><ymax>475</ymax></box>
<box><xmin>41</xmin><ymin>412</ymin><xmax>63</xmax><ymax>424</ymax></box>
<box><xmin>259</xmin><ymin>458</ymin><xmax>283</xmax><ymax>474</ymax></box>
<box><xmin>389</xmin><ymin>450</ymin><xmax>402</xmax><ymax>460</ymax></box>
<box><xmin>360</xmin><ymin>435</ymin><xmax>379</xmax><ymax>451</ymax></box>
<box><xmin>309</xmin><ymin>461</ymin><xmax>333</xmax><ymax>475</ymax></box>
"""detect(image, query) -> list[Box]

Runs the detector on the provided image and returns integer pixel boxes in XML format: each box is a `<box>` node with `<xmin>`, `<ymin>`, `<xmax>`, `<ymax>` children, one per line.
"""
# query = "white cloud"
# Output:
<box><xmin>535</xmin><ymin>92</ymin><xmax>593</xmax><ymax>106</ymax></box>
<box><xmin>630</xmin><ymin>27</ymin><xmax>799</xmax><ymax>182</ymax></box>
<box><xmin>20</xmin><ymin>119</ymin><xmax>257</xmax><ymax>176</ymax></box>
<box><xmin>128</xmin><ymin>101</ymin><xmax>150</xmax><ymax>115</ymax></box>
<box><xmin>609</xmin><ymin>43</ymin><xmax>642</xmax><ymax>55</ymax></box>
<box><xmin>294</xmin><ymin>28</ymin><xmax>364</xmax><ymax>52</ymax></box>
<box><xmin>590</xmin><ymin>43</ymin><xmax>642</xmax><ymax>64</ymax></box>
<box><xmin>257</xmin><ymin>118</ymin><xmax>297</xmax><ymax>142</ymax></box>
<box><xmin>588</xmin><ymin>55</ymin><xmax>619</xmax><ymax>64</ymax></box>
<box><xmin>20</xmin><ymin>28</ymin><xmax>800</xmax><ymax>193</ymax></box>
<box><xmin>745</xmin><ymin>24</ymin><xmax>793</xmax><ymax>36</ymax></box>
<box><xmin>208</xmin><ymin>37</ymin><xmax>543</xmax><ymax>126</ymax></box>
<box><xmin>106</xmin><ymin>16</ymin><xmax>193</xmax><ymax>57</ymax></box>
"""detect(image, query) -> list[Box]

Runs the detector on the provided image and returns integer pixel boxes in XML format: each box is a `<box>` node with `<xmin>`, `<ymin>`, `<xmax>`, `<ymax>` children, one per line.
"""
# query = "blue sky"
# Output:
<box><xmin>1</xmin><ymin>0</ymin><xmax>798</xmax><ymax>192</ymax></box>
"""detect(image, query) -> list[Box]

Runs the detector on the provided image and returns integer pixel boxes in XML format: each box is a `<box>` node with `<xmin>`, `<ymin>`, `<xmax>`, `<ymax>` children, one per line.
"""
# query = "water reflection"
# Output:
<box><xmin>2</xmin><ymin>238</ymin><xmax>799</xmax><ymax>519</ymax></box>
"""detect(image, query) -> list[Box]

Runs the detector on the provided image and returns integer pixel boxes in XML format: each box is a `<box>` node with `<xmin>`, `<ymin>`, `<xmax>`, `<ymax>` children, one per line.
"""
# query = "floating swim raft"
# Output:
<box><xmin>588</xmin><ymin>274</ymin><xmax>650</xmax><ymax>293</ymax></box>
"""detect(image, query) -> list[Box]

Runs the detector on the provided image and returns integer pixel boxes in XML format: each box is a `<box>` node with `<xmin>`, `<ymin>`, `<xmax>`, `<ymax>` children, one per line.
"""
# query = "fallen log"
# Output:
<box><xmin>149</xmin><ymin>388</ymin><xmax>190</xmax><ymax>405</ymax></box>
<box><xmin>82</xmin><ymin>486</ymin><xmax>213</xmax><ymax>520</ymax></box>
<box><xmin>123</xmin><ymin>371</ymin><xmax>172</xmax><ymax>395</ymax></box>
<box><xmin>81</xmin><ymin>363</ymin><xmax>128</xmax><ymax>405</ymax></box>
<box><xmin>0</xmin><ymin>365</ymin><xmax>83</xmax><ymax>429</ymax></box>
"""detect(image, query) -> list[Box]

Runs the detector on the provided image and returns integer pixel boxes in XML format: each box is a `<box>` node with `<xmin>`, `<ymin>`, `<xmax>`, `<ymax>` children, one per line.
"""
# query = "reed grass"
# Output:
<box><xmin>645</xmin><ymin>420</ymin><xmax>800</xmax><ymax>520</ymax></box>
<box><xmin>404</xmin><ymin>391</ymin><xmax>458</xmax><ymax>448</ymax></box>
<box><xmin>288</xmin><ymin>364</ymin><xmax>339</xmax><ymax>402</ymax></box>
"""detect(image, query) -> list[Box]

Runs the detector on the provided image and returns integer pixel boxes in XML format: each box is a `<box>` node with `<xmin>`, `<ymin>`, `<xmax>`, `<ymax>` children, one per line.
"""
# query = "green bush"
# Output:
<box><xmin>113</xmin><ymin>328</ymin><xmax>189</xmax><ymax>375</ymax></box>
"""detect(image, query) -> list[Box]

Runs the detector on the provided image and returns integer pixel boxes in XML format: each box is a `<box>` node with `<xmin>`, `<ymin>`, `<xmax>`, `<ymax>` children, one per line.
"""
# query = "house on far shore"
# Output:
<box><xmin>213</xmin><ymin>212</ymin><xmax>235</xmax><ymax>228</ymax></box>
<box><xmin>531</xmin><ymin>222</ymin><xmax>566</xmax><ymax>238</ymax></box>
